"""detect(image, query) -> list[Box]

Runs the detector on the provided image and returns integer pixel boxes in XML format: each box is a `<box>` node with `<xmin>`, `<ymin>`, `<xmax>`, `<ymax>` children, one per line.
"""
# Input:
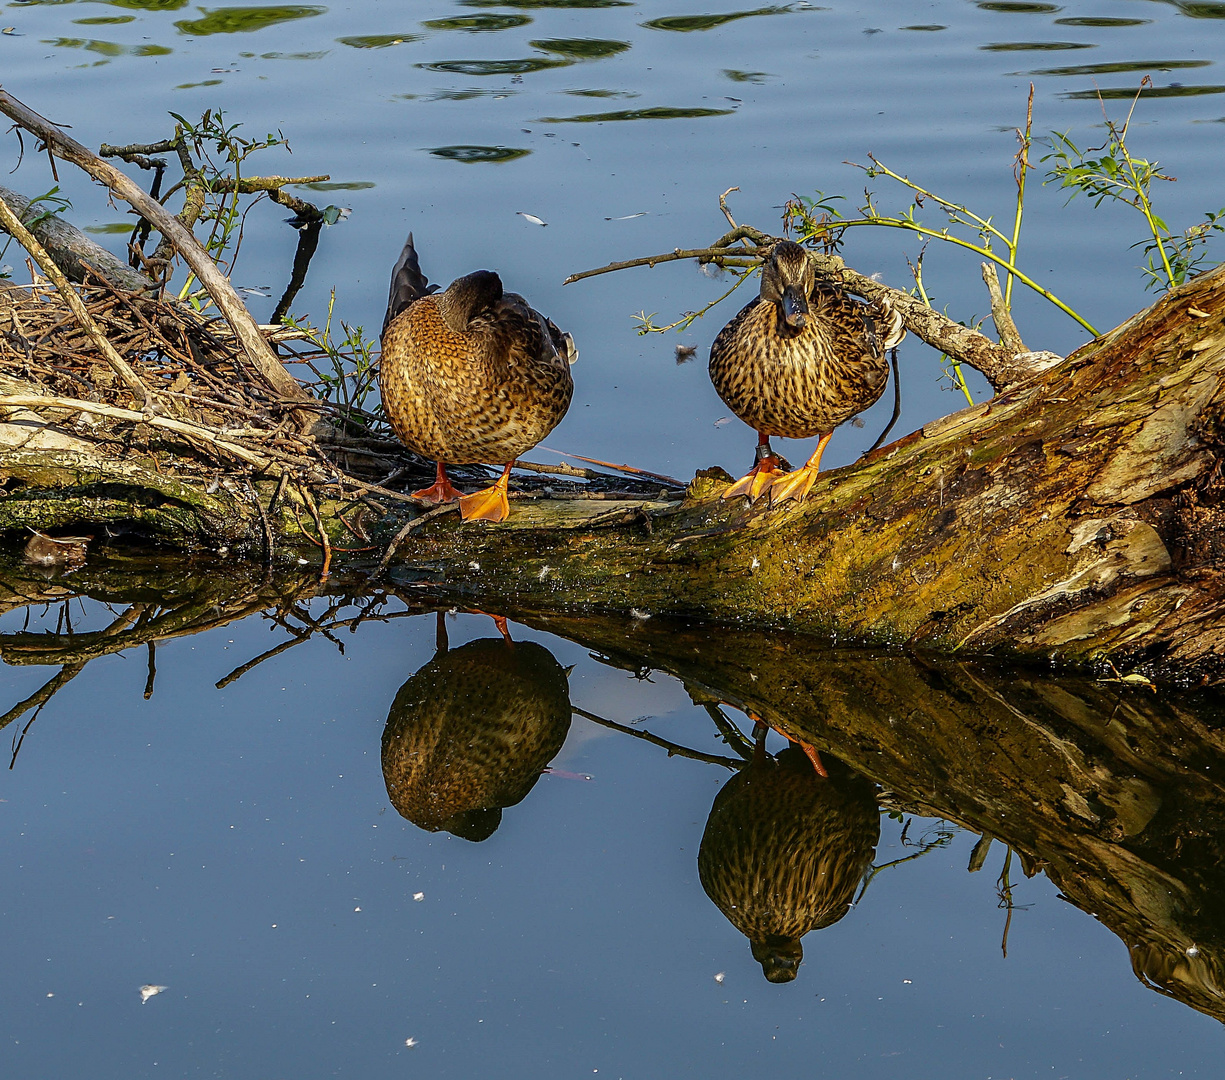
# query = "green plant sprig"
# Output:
<box><xmin>281</xmin><ymin>289</ymin><xmax>381</xmax><ymax>425</ymax></box>
<box><xmin>633</xmin><ymin>263</ymin><xmax>757</xmax><ymax>335</ymax></box>
<box><xmin>1042</xmin><ymin>76</ymin><xmax>1225</xmax><ymax>292</ymax></box>
<box><xmin>789</xmin><ymin>188</ymin><xmax>1099</xmax><ymax>336</ymax></box>
<box><xmin>908</xmin><ymin>247</ymin><xmax>975</xmax><ymax>406</ymax></box>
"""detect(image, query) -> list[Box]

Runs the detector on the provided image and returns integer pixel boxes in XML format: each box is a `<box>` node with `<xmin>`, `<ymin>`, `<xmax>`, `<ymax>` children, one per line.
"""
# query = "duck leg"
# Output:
<box><xmin>412</xmin><ymin>461</ymin><xmax>465</xmax><ymax>504</ymax></box>
<box><xmin>748</xmin><ymin>711</ymin><xmax>828</xmax><ymax>777</ymax></box>
<box><xmin>459</xmin><ymin>462</ymin><xmax>514</xmax><ymax>523</ymax></box>
<box><xmin>768</xmin><ymin>431</ymin><xmax>833</xmax><ymax>505</ymax></box>
<box><xmin>722</xmin><ymin>433</ymin><xmax>785</xmax><ymax>501</ymax></box>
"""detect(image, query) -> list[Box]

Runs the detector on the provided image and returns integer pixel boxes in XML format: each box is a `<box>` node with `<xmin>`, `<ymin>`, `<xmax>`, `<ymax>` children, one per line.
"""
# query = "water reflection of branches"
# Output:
<box><xmin>0</xmin><ymin>570</ymin><xmax>425</xmax><ymax>764</ymax></box>
<box><xmin>996</xmin><ymin>846</ymin><xmax>1033</xmax><ymax>959</ymax></box>
<box><xmin>855</xmin><ymin>816</ymin><xmax>956</xmax><ymax>904</ymax></box>
<box><xmin>571</xmin><ymin>705</ymin><xmax>744</xmax><ymax>770</ymax></box>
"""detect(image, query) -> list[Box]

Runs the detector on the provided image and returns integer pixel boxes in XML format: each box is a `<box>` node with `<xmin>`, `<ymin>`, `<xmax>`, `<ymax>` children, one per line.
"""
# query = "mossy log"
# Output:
<box><xmin>373</xmin><ymin>263</ymin><xmax>1225</xmax><ymax>684</ymax></box>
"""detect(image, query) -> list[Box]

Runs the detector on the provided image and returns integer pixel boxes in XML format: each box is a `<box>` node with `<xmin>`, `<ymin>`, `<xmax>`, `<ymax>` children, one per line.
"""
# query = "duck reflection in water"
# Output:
<box><xmin>698</xmin><ymin>723</ymin><xmax>879</xmax><ymax>983</ymax></box>
<box><xmin>381</xmin><ymin>613</ymin><xmax>572</xmax><ymax>841</ymax></box>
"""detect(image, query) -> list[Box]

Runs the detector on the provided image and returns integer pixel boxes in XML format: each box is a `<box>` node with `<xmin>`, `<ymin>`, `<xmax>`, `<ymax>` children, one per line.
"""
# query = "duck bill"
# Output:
<box><xmin>781</xmin><ymin>286</ymin><xmax>809</xmax><ymax>329</ymax></box>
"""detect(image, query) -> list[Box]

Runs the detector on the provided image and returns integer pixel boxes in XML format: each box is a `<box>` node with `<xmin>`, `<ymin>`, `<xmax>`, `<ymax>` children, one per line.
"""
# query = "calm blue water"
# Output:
<box><xmin>4</xmin><ymin>1</ymin><xmax>1225</xmax><ymax>1075</ymax></box>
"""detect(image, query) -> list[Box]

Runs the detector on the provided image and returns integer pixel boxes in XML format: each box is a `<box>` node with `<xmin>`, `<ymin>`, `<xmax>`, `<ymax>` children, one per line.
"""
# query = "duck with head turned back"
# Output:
<box><xmin>708</xmin><ymin>240</ymin><xmax>905</xmax><ymax>504</ymax></box>
<box><xmin>379</xmin><ymin>234</ymin><xmax>577</xmax><ymax>522</ymax></box>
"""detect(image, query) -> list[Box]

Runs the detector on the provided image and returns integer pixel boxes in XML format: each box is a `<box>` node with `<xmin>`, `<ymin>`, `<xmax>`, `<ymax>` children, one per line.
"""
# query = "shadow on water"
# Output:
<box><xmin>5</xmin><ymin>553</ymin><xmax>1225</xmax><ymax>1014</ymax></box>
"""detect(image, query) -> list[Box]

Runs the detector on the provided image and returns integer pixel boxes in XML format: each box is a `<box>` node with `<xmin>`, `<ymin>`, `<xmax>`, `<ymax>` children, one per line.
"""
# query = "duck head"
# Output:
<box><xmin>751</xmin><ymin>934</ymin><xmax>804</xmax><ymax>983</ymax></box>
<box><xmin>759</xmin><ymin>240</ymin><xmax>815</xmax><ymax>331</ymax></box>
<box><xmin>436</xmin><ymin>269</ymin><xmax>503</xmax><ymax>333</ymax></box>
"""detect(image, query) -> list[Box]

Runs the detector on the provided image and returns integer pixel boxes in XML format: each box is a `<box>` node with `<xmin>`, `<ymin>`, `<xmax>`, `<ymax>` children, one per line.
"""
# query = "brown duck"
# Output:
<box><xmin>698</xmin><ymin>734</ymin><xmax>879</xmax><ymax>983</ymax></box>
<box><xmin>379</xmin><ymin>234</ymin><xmax>576</xmax><ymax>522</ymax></box>
<box><xmin>708</xmin><ymin>240</ymin><xmax>905</xmax><ymax>503</ymax></box>
<box><xmin>380</xmin><ymin>613</ymin><xmax>572</xmax><ymax>841</ymax></box>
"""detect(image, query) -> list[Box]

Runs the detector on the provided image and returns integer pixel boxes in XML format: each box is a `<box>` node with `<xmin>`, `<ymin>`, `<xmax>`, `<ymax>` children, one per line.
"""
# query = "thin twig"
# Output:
<box><xmin>719</xmin><ymin>186</ymin><xmax>740</xmax><ymax>228</ymax></box>
<box><xmin>563</xmin><ymin>244</ymin><xmax>765</xmax><ymax>285</ymax></box>
<box><xmin>374</xmin><ymin>503</ymin><xmax>460</xmax><ymax>577</ymax></box>
<box><xmin>536</xmin><ymin>447</ymin><xmax>686</xmax><ymax>488</ymax></box>
<box><xmin>0</xmin><ymin>191</ymin><xmax>150</xmax><ymax>406</ymax></box>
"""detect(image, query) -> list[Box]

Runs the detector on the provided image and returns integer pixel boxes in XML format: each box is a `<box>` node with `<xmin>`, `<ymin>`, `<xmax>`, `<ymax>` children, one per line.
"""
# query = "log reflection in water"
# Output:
<box><xmin>7</xmin><ymin>554</ymin><xmax>1225</xmax><ymax>1022</ymax></box>
<box><xmin>697</xmin><ymin>733</ymin><xmax>879</xmax><ymax>982</ymax></box>
<box><xmin>381</xmin><ymin>617</ymin><xmax>572</xmax><ymax>841</ymax></box>
<box><xmin>524</xmin><ymin>610</ymin><xmax>1225</xmax><ymax>1023</ymax></box>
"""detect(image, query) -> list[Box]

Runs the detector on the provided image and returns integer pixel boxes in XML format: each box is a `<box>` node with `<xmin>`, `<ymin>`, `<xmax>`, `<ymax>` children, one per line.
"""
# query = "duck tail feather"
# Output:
<box><xmin>869</xmin><ymin>295</ymin><xmax>907</xmax><ymax>351</ymax></box>
<box><xmin>383</xmin><ymin>233</ymin><xmax>436</xmax><ymax>336</ymax></box>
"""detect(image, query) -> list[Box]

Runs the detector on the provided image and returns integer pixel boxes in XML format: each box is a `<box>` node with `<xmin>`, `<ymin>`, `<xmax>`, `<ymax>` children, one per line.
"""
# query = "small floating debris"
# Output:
<box><xmin>675</xmin><ymin>343</ymin><xmax>697</xmax><ymax>363</ymax></box>
<box><xmin>713</xmin><ymin>416</ymin><xmax>733</xmax><ymax>428</ymax></box>
<box><xmin>517</xmin><ymin>212</ymin><xmax>548</xmax><ymax>227</ymax></box>
<box><xmin>605</xmin><ymin>212</ymin><xmax>648</xmax><ymax>221</ymax></box>
<box><xmin>405</xmin><ymin>1037</ymin><xmax>418</xmax><ymax>1048</ymax></box>
<box><xmin>139</xmin><ymin>984</ymin><xmax>167</xmax><ymax>1004</ymax></box>
<box><xmin>413</xmin><ymin>892</ymin><xmax>425</xmax><ymax>902</ymax></box>
<box><xmin>544</xmin><ymin>768</ymin><xmax>593</xmax><ymax>781</ymax></box>
<box><xmin>714</xmin><ymin>972</ymin><xmax>726</xmax><ymax>984</ymax></box>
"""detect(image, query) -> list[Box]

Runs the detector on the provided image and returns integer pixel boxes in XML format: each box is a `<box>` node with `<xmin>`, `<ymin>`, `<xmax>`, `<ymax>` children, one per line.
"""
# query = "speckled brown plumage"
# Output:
<box><xmin>697</xmin><ymin>747</ymin><xmax>880</xmax><ymax>983</ymax></box>
<box><xmin>709</xmin><ymin>240</ymin><xmax>897</xmax><ymax>440</ymax></box>
<box><xmin>380</xmin><ymin>636</ymin><xmax>572</xmax><ymax>842</ymax></box>
<box><xmin>379</xmin><ymin>235</ymin><xmax>574</xmax><ymax>467</ymax></box>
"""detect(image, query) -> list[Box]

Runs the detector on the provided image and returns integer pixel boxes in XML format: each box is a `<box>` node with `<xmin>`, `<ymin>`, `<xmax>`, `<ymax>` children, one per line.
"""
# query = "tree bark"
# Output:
<box><xmin>0</xmin><ymin>184</ymin><xmax>154</xmax><ymax>292</ymax></box>
<box><xmin>372</xmin><ymin>261</ymin><xmax>1225</xmax><ymax>684</ymax></box>
<box><xmin>4</xmin><ymin>226</ymin><xmax>1225</xmax><ymax>682</ymax></box>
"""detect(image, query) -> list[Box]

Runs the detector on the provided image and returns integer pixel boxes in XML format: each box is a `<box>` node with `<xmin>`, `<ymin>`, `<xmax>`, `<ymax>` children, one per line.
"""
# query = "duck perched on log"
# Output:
<box><xmin>379</xmin><ymin>234</ymin><xmax>577</xmax><ymax>522</ymax></box>
<box><xmin>708</xmin><ymin>240</ymin><xmax>905</xmax><ymax>503</ymax></box>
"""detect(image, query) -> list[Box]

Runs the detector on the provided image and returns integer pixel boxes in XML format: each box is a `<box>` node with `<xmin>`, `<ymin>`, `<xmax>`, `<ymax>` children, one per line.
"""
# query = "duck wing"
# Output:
<box><xmin>470</xmin><ymin>292</ymin><xmax>573</xmax><ymax>377</ymax></box>
<box><xmin>383</xmin><ymin>233</ymin><xmax>439</xmax><ymax>338</ymax></box>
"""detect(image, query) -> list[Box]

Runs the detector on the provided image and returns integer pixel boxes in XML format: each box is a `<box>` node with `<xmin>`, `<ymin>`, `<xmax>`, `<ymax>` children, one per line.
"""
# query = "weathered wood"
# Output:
<box><xmin>2</xmin><ymin>192</ymin><xmax>1225</xmax><ymax>681</ymax></box>
<box><xmin>371</xmin><ymin>263</ymin><xmax>1225</xmax><ymax>683</ymax></box>
<box><xmin>0</xmin><ymin>184</ymin><xmax>154</xmax><ymax>292</ymax></box>
<box><xmin>0</xmin><ymin>87</ymin><xmax>310</xmax><ymax>408</ymax></box>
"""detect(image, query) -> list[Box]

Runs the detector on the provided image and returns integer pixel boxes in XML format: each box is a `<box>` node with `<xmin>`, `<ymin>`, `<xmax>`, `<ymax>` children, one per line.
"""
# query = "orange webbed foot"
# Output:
<box><xmin>458</xmin><ymin>463</ymin><xmax>513</xmax><ymax>523</ymax></box>
<box><xmin>722</xmin><ymin>439</ymin><xmax>784</xmax><ymax>502</ymax></box>
<box><xmin>412</xmin><ymin>462</ymin><xmax>464</xmax><ymax>505</ymax></box>
<box><xmin>767</xmin><ymin>465</ymin><xmax>820</xmax><ymax>504</ymax></box>
<box><xmin>767</xmin><ymin>431</ymin><xmax>832</xmax><ymax>506</ymax></box>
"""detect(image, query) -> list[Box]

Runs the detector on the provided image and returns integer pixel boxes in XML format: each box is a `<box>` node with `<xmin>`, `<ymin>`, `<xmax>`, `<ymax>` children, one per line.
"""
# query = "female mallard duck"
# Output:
<box><xmin>380</xmin><ymin>613</ymin><xmax>572</xmax><ymax>841</ymax></box>
<box><xmin>379</xmin><ymin>234</ymin><xmax>576</xmax><ymax>522</ymax></box>
<box><xmin>698</xmin><ymin>733</ymin><xmax>879</xmax><ymax>983</ymax></box>
<box><xmin>708</xmin><ymin>240</ymin><xmax>905</xmax><ymax>503</ymax></box>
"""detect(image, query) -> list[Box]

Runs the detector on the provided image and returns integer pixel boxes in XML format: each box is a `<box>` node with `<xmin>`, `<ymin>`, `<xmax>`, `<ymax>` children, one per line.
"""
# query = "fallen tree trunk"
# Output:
<box><xmin>0</xmin><ymin>184</ymin><xmax>154</xmax><ymax>292</ymax></box>
<box><xmin>374</xmin><ymin>262</ymin><xmax>1225</xmax><ymax>684</ymax></box>
<box><xmin>4</xmin><ymin>261</ymin><xmax>1225</xmax><ymax>680</ymax></box>
<box><xmin>2</xmin><ymin>91</ymin><xmax>1224</xmax><ymax>680</ymax></box>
